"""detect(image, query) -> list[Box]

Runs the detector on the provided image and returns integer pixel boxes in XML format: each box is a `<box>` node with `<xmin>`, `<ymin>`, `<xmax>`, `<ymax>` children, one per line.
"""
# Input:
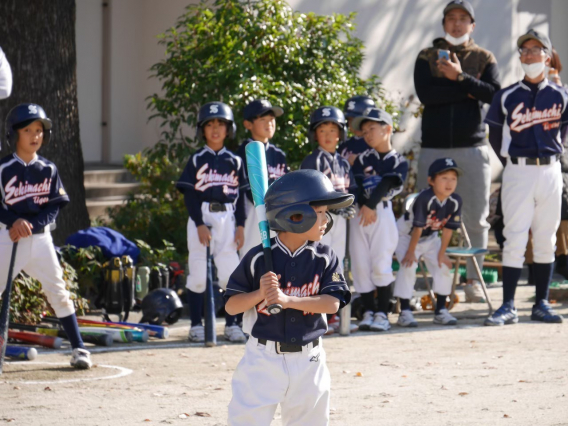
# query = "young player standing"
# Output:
<box><xmin>224</xmin><ymin>169</ymin><xmax>353</xmax><ymax>426</ymax></box>
<box><xmin>484</xmin><ymin>30</ymin><xmax>568</xmax><ymax>325</ymax></box>
<box><xmin>338</xmin><ymin>95</ymin><xmax>375</xmax><ymax>165</ymax></box>
<box><xmin>236</xmin><ymin>99</ymin><xmax>288</xmax><ymax>257</ymax></box>
<box><xmin>176</xmin><ymin>102</ymin><xmax>249</xmax><ymax>342</ymax></box>
<box><xmin>0</xmin><ymin>104</ymin><xmax>91</xmax><ymax>369</ymax></box>
<box><xmin>394</xmin><ymin>158</ymin><xmax>463</xmax><ymax>327</ymax></box>
<box><xmin>301</xmin><ymin>106</ymin><xmax>357</xmax><ymax>332</ymax></box>
<box><xmin>350</xmin><ymin>108</ymin><xmax>409</xmax><ymax>331</ymax></box>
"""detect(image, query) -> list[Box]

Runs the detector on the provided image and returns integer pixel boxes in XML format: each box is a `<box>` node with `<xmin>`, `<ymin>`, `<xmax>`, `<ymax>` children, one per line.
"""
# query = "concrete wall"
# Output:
<box><xmin>75</xmin><ymin>0</ymin><xmax>568</xmax><ymax>164</ymax></box>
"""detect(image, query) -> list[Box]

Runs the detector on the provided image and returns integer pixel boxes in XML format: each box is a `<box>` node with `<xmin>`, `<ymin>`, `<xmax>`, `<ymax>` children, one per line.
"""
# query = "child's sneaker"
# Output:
<box><xmin>484</xmin><ymin>304</ymin><xmax>518</xmax><ymax>326</ymax></box>
<box><xmin>188</xmin><ymin>324</ymin><xmax>205</xmax><ymax>342</ymax></box>
<box><xmin>224</xmin><ymin>325</ymin><xmax>247</xmax><ymax>342</ymax></box>
<box><xmin>70</xmin><ymin>348</ymin><xmax>92</xmax><ymax>370</ymax></box>
<box><xmin>358</xmin><ymin>311</ymin><xmax>374</xmax><ymax>331</ymax></box>
<box><xmin>464</xmin><ymin>282</ymin><xmax>485</xmax><ymax>303</ymax></box>
<box><xmin>328</xmin><ymin>314</ymin><xmax>340</xmax><ymax>332</ymax></box>
<box><xmin>397</xmin><ymin>310</ymin><xmax>418</xmax><ymax>327</ymax></box>
<box><xmin>370</xmin><ymin>312</ymin><xmax>391</xmax><ymax>331</ymax></box>
<box><xmin>433</xmin><ymin>308</ymin><xmax>457</xmax><ymax>325</ymax></box>
<box><xmin>531</xmin><ymin>300</ymin><xmax>564</xmax><ymax>323</ymax></box>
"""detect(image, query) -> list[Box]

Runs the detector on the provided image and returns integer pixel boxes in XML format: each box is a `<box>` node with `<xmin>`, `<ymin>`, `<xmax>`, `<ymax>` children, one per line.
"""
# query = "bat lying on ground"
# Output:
<box><xmin>6</xmin><ymin>345</ymin><xmax>37</xmax><ymax>361</ymax></box>
<box><xmin>8</xmin><ymin>330</ymin><xmax>63</xmax><ymax>349</ymax></box>
<box><xmin>10</xmin><ymin>323</ymin><xmax>113</xmax><ymax>347</ymax></box>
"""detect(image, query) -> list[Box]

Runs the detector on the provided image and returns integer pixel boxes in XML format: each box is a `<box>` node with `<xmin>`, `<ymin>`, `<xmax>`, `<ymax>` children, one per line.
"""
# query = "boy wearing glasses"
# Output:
<box><xmin>484</xmin><ymin>29</ymin><xmax>568</xmax><ymax>326</ymax></box>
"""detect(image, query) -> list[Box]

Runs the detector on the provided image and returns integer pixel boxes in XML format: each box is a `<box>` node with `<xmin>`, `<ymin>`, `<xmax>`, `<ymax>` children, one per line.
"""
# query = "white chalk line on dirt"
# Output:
<box><xmin>37</xmin><ymin>341</ymin><xmax>229</xmax><ymax>356</ymax></box>
<box><xmin>3</xmin><ymin>362</ymin><xmax>133</xmax><ymax>385</ymax></box>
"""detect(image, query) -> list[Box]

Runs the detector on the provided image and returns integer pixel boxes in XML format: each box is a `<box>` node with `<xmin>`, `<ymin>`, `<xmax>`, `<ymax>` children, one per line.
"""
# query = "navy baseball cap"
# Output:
<box><xmin>428</xmin><ymin>158</ymin><xmax>463</xmax><ymax>178</ymax></box>
<box><xmin>517</xmin><ymin>29</ymin><xmax>552</xmax><ymax>52</ymax></box>
<box><xmin>443</xmin><ymin>0</ymin><xmax>475</xmax><ymax>22</ymax></box>
<box><xmin>351</xmin><ymin>108</ymin><xmax>393</xmax><ymax>131</ymax></box>
<box><xmin>243</xmin><ymin>100</ymin><xmax>284</xmax><ymax>121</ymax></box>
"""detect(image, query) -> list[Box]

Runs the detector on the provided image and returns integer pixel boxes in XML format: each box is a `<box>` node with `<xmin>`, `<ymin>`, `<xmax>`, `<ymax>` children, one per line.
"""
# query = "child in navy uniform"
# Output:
<box><xmin>176</xmin><ymin>102</ymin><xmax>249</xmax><ymax>343</ymax></box>
<box><xmin>0</xmin><ymin>104</ymin><xmax>91</xmax><ymax>369</ymax></box>
<box><xmin>394</xmin><ymin>158</ymin><xmax>463</xmax><ymax>327</ymax></box>
<box><xmin>236</xmin><ymin>99</ymin><xmax>288</xmax><ymax>257</ymax></box>
<box><xmin>225</xmin><ymin>170</ymin><xmax>352</xmax><ymax>426</ymax></box>
<box><xmin>350</xmin><ymin>108</ymin><xmax>409</xmax><ymax>332</ymax></box>
<box><xmin>301</xmin><ymin>106</ymin><xmax>357</xmax><ymax>333</ymax></box>
<box><xmin>338</xmin><ymin>95</ymin><xmax>375</xmax><ymax>165</ymax></box>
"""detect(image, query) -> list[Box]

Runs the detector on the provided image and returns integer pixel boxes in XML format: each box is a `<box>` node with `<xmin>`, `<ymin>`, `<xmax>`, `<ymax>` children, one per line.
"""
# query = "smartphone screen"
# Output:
<box><xmin>438</xmin><ymin>49</ymin><xmax>450</xmax><ymax>61</ymax></box>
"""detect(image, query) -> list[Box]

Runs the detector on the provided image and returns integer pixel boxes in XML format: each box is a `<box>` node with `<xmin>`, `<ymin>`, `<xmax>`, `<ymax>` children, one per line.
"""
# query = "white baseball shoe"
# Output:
<box><xmin>188</xmin><ymin>324</ymin><xmax>205</xmax><ymax>342</ymax></box>
<box><xmin>370</xmin><ymin>312</ymin><xmax>391</xmax><ymax>331</ymax></box>
<box><xmin>358</xmin><ymin>311</ymin><xmax>374</xmax><ymax>331</ymax></box>
<box><xmin>70</xmin><ymin>348</ymin><xmax>92</xmax><ymax>370</ymax></box>
<box><xmin>433</xmin><ymin>308</ymin><xmax>458</xmax><ymax>325</ymax></box>
<box><xmin>464</xmin><ymin>281</ymin><xmax>485</xmax><ymax>303</ymax></box>
<box><xmin>397</xmin><ymin>310</ymin><xmax>418</xmax><ymax>327</ymax></box>
<box><xmin>224</xmin><ymin>325</ymin><xmax>247</xmax><ymax>343</ymax></box>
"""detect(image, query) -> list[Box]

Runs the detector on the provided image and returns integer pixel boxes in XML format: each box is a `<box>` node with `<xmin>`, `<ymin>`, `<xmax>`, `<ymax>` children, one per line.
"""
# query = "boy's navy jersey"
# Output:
<box><xmin>338</xmin><ymin>136</ymin><xmax>370</xmax><ymax>160</ymax></box>
<box><xmin>0</xmin><ymin>153</ymin><xmax>69</xmax><ymax>230</ymax></box>
<box><xmin>399</xmin><ymin>188</ymin><xmax>462</xmax><ymax>238</ymax></box>
<box><xmin>176</xmin><ymin>146</ymin><xmax>249</xmax><ymax>227</ymax></box>
<box><xmin>225</xmin><ymin>236</ymin><xmax>351</xmax><ymax>345</ymax></box>
<box><xmin>236</xmin><ymin>138</ymin><xmax>289</xmax><ymax>202</ymax></box>
<box><xmin>300</xmin><ymin>147</ymin><xmax>357</xmax><ymax>196</ymax></box>
<box><xmin>352</xmin><ymin>149</ymin><xmax>409</xmax><ymax>204</ymax></box>
<box><xmin>485</xmin><ymin>79</ymin><xmax>568</xmax><ymax>158</ymax></box>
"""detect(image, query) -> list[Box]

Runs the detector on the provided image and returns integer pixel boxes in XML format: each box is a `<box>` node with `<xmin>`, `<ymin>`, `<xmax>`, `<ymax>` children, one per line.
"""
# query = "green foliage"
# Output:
<box><xmin>10</xmin><ymin>256</ymin><xmax>89</xmax><ymax>325</ymax></box>
<box><xmin>135</xmin><ymin>239</ymin><xmax>177</xmax><ymax>267</ymax></box>
<box><xmin>59</xmin><ymin>245</ymin><xmax>106</xmax><ymax>301</ymax></box>
<box><xmin>147</xmin><ymin>0</ymin><xmax>401</xmax><ymax>165</ymax></box>
<box><xmin>109</xmin><ymin>0</ymin><xmax>403</xmax><ymax>256</ymax></box>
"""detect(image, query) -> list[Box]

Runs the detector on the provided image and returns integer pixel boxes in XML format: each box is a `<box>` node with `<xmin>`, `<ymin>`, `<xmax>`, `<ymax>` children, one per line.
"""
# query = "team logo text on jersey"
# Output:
<box><xmin>209</xmin><ymin>105</ymin><xmax>219</xmax><ymax>114</ymax></box>
<box><xmin>3</xmin><ymin>176</ymin><xmax>52</xmax><ymax>205</ymax></box>
<box><xmin>510</xmin><ymin>102</ymin><xmax>563</xmax><ymax>132</ymax></box>
<box><xmin>267</xmin><ymin>164</ymin><xmax>287</xmax><ymax>179</ymax></box>
<box><xmin>195</xmin><ymin>164</ymin><xmax>238</xmax><ymax>192</ymax></box>
<box><xmin>425</xmin><ymin>210</ymin><xmax>451</xmax><ymax>231</ymax></box>
<box><xmin>257</xmin><ymin>274</ymin><xmax>321</xmax><ymax>316</ymax></box>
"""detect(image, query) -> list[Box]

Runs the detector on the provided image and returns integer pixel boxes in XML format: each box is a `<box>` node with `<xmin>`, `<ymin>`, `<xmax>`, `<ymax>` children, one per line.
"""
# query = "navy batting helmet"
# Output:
<box><xmin>140</xmin><ymin>288</ymin><xmax>183</xmax><ymax>325</ymax></box>
<box><xmin>343</xmin><ymin>95</ymin><xmax>376</xmax><ymax>118</ymax></box>
<box><xmin>308</xmin><ymin>106</ymin><xmax>347</xmax><ymax>143</ymax></box>
<box><xmin>5</xmin><ymin>103</ymin><xmax>52</xmax><ymax>148</ymax></box>
<box><xmin>265</xmin><ymin>169</ymin><xmax>354</xmax><ymax>234</ymax></box>
<box><xmin>196</xmin><ymin>101</ymin><xmax>237</xmax><ymax>141</ymax></box>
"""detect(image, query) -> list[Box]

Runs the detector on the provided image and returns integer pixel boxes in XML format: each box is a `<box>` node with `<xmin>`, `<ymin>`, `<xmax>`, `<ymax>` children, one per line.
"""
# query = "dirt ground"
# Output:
<box><xmin>1</xmin><ymin>283</ymin><xmax>567</xmax><ymax>426</ymax></box>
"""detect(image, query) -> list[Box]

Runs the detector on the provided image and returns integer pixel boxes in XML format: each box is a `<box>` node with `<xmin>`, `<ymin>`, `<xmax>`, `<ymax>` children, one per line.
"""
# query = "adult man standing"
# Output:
<box><xmin>414</xmin><ymin>0</ymin><xmax>500</xmax><ymax>301</ymax></box>
<box><xmin>484</xmin><ymin>30</ymin><xmax>567</xmax><ymax>326</ymax></box>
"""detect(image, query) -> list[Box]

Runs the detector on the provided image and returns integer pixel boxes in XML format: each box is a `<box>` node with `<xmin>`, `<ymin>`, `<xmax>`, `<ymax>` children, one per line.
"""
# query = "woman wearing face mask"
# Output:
<box><xmin>484</xmin><ymin>29</ymin><xmax>568</xmax><ymax>327</ymax></box>
<box><xmin>414</xmin><ymin>0</ymin><xmax>501</xmax><ymax>304</ymax></box>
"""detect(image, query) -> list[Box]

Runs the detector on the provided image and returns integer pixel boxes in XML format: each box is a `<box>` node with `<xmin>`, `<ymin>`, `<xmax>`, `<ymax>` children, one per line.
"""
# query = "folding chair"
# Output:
<box><xmin>446</xmin><ymin>223</ymin><xmax>494</xmax><ymax>313</ymax></box>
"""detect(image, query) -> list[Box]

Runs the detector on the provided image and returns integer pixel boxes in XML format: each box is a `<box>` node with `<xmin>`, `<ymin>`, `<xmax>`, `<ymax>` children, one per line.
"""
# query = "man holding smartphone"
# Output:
<box><xmin>413</xmin><ymin>0</ymin><xmax>500</xmax><ymax>302</ymax></box>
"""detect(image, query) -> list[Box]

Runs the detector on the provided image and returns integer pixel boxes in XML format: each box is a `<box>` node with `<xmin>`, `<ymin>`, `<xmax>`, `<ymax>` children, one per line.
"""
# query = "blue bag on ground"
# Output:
<box><xmin>65</xmin><ymin>227</ymin><xmax>141</xmax><ymax>263</ymax></box>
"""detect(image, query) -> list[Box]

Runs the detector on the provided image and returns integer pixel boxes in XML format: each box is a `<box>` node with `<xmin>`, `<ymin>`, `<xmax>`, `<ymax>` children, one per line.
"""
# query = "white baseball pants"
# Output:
<box><xmin>228</xmin><ymin>336</ymin><xmax>330</xmax><ymax>426</ymax></box>
<box><xmin>320</xmin><ymin>213</ymin><xmax>346</xmax><ymax>265</ymax></box>
<box><xmin>240</xmin><ymin>197</ymin><xmax>276</xmax><ymax>258</ymax></box>
<box><xmin>393</xmin><ymin>233</ymin><xmax>453</xmax><ymax>299</ymax></box>
<box><xmin>186</xmin><ymin>203</ymin><xmax>240</xmax><ymax>293</ymax></box>
<box><xmin>0</xmin><ymin>230</ymin><xmax>75</xmax><ymax>318</ymax></box>
<box><xmin>501</xmin><ymin>159</ymin><xmax>562</xmax><ymax>268</ymax></box>
<box><xmin>349</xmin><ymin>203</ymin><xmax>398</xmax><ymax>293</ymax></box>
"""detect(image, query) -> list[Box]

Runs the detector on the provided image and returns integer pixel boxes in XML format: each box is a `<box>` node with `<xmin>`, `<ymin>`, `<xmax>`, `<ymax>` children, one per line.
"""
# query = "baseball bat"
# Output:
<box><xmin>339</xmin><ymin>223</ymin><xmax>352</xmax><ymax>336</ymax></box>
<box><xmin>245</xmin><ymin>141</ymin><xmax>281</xmax><ymax>315</ymax></box>
<box><xmin>204</xmin><ymin>228</ymin><xmax>216</xmax><ymax>347</ymax></box>
<box><xmin>78</xmin><ymin>327</ymin><xmax>134</xmax><ymax>343</ymax></box>
<box><xmin>44</xmin><ymin>317</ymin><xmax>148</xmax><ymax>342</ymax></box>
<box><xmin>10</xmin><ymin>323</ymin><xmax>113</xmax><ymax>347</ymax></box>
<box><xmin>6</xmin><ymin>345</ymin><xmax>37</xmax><ymax>361</ymax></box>
<box><xmin>8</xmin><ymin>330</ymin><xmax>63</xmax><ymax>349</ymax></box>
<box><xmin>76</xmin><ymin>318</ymin><xmax>166</xmax><ymax>339</ymax></box>
<box><xmin>0</xmin><ymin>242</ymin><xmax>19</xmax><ymax>375</ymax></box>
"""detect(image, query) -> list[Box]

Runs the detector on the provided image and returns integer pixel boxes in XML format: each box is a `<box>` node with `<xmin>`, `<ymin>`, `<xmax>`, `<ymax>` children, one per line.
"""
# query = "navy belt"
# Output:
<box><xmin>258</xmin><ymin>338</ymin><xmax>319</xmax><ymax>354</ymax></box>
<box><xmin>510</xmin><ymin>155</ymin><xmax>559</xmax><ymax>165</ymax></box>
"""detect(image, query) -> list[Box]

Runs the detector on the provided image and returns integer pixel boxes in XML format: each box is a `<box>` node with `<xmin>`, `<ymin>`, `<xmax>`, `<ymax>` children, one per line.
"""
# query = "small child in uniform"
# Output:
<box><xmin>393</xmin><ymin>158</ymin><xmax>463</xmax><ymax>327</ymax></box>
<box><xmin>224</xmin><ymin>169</ymin><xmax>353</xmax><ymax>426</ymax></box>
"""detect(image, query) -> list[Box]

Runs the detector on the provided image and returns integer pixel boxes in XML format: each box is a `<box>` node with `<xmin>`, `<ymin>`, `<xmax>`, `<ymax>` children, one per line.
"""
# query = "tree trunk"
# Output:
<box><xmin>0</xmin><ymin>0</ymin><xmax>90</xmax><ymax>245</ymax></box>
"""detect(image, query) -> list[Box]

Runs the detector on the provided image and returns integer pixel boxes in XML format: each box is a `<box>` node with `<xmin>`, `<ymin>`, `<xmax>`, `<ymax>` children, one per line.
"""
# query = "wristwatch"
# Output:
<box><xmin>457</xmin><ymin>72</ymin><xmax>466</xmax><ymax>82</ymax></box>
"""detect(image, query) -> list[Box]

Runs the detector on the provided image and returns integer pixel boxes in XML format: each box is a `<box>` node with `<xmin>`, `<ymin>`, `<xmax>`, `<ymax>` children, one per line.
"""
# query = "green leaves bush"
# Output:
<box><xmin>109</xmin><ymin>0</ymin><xmax>403</xmax><ymax>255</ymax></box>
